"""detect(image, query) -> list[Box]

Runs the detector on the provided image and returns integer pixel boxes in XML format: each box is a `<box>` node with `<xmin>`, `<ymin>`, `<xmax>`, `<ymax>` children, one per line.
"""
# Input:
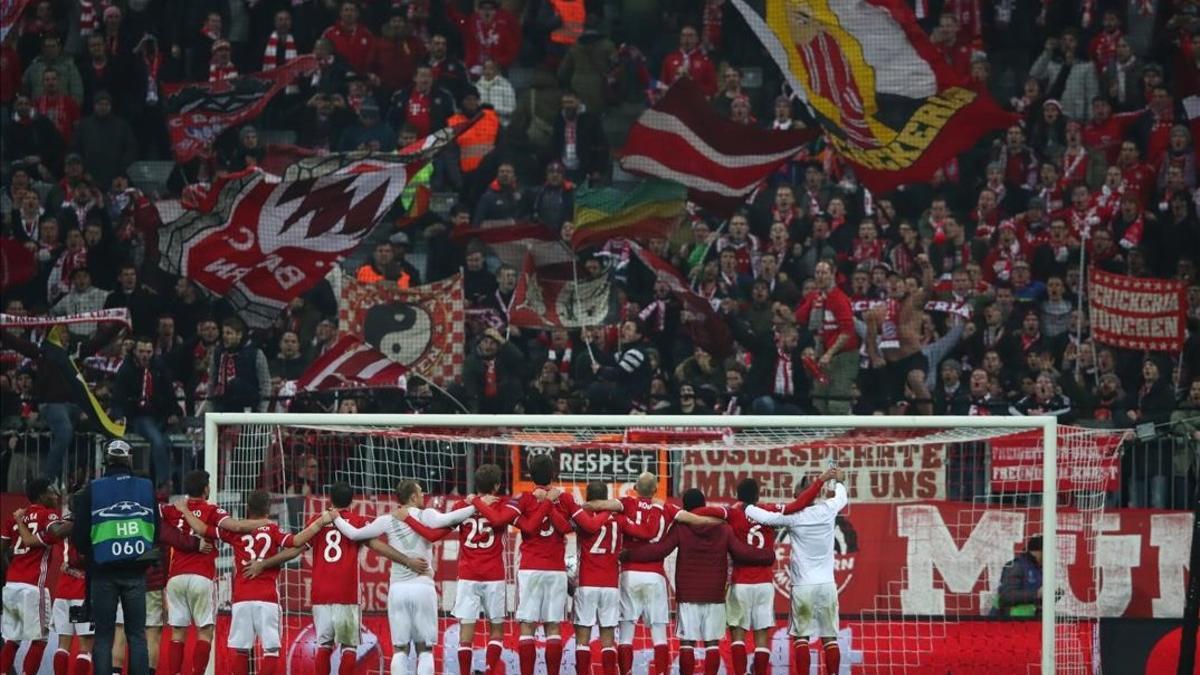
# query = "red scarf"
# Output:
<box><xmin>138</xmin><ymin>366</ymin><xmax>153</xmax><ymax>408</ymax></box>
<box><xmin>215</xmin><ymin>351</ymin><xmax>236</xmax><ymax>396</ymax></box>
<box><xmin>209</xmin><ymin>60</ymin><xmax>238</xmax><ymax>83</ymax></box>
<box><xmin>79</xmin><ymin>1</ymin><xmax>98</xmax><ymax>35</ymax></box>
<box><xmin>774</xmin><ymin>346</ymin><xmax>793</xmax><ymax>397</ymax></box>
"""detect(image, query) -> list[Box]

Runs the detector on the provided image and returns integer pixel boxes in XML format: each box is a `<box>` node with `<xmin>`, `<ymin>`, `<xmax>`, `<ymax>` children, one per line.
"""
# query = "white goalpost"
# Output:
<box><xmin>202</xmin><ymin>413</ymin><xmax>1113</xmax><ymax>675</ymax></box>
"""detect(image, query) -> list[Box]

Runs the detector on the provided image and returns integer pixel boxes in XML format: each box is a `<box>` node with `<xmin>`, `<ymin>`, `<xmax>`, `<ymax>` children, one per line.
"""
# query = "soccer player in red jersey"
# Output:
<box><xmin>513</xmin><ymin>454</ymin><xmax>575</xmax><ymax>675</ymax></box>
<box><xmin>246</xmin><ymin>481</ymin><xmax>425</xmax><ymax>675</ymax></box>
<box><xmin>160</xmin><ymin>470</ymin><xmax>266</xmax><ymax>675</ymax></box>
<box><xmin>623</xmin><ymin>489</ymin><xmax>774</xmax><ymax>675</ymax></box>
<box><xmin>567</xmin><ymin>481</ymin><xmax>657</xmax><ymax>675</ymax></box>
<box><xmin>1</xmin><ymin>478</ymin><xmax>61</xmax><ymax>675</ymax></box>
<box><xmin>453</xmin><ymin>464</ymin><xmax>521</xmax><ymax>675</ymax></box>
<box><xmin>178</xmin><ymin>490</ymin><xmax>330</xmax><ymax>675</ymax></box>
<box><xmin>702</xmin><ymin>474</ymin><xmax>832</xmax><ymax>675</ymax></box>
<box><xmin>613</xmin><ymin>472</ymin><xmax>677</xmax><ymax>675</ymax></box>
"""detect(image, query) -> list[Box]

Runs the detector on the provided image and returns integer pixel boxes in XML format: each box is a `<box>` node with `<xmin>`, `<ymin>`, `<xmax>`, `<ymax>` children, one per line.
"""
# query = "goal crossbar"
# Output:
<box><xmin>204</xmin><ymin>413</ymin><xmax>1061</xmax><ymax>673</ymax></box>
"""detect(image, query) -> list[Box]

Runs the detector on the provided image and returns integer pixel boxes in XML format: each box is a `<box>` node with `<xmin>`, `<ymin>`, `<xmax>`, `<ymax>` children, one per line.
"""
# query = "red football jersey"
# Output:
<box><xmin>219</xmin><ymin>522</ymin><xmax>295</xmax><ymax>603</ymax></box>
<box><xmin>455</xmin><ymin>497</ymin><xmax>519</xmax><ymax>582</ymax></box>
<box><xmin>309</xmin><ymin>509</ymin><xmax>372</xmax><ymax>605</ymax></box>
<box><xmin>515</xmin><ymin>492</ymin><xmax>570</xmax><ymax>572</ymax></box>
<box><xmin>2</xmin><ymin>504</ymin><xmax>60</xmax><ymax>586</ymax></box>
<box><xmin>161</xmin><ymin>499</ymin><xmax>229</xmax><ymax>579</ymax></box>
<box><xmin>573</xmin><ymin>511</ymin><xmax>655</xmax><ymax>588</ymax></box>
<box><xmin>55</xmin><ymin>538</ymin><xmax>86</xmax><ymax>600</ymax></box>
<box><xmin>619</xmin><ymin>497</ymin><xmax>678</xmax><ymax>576</ymax></box>
<box><xmin>725</xmin><ymin>503</ymin><xmax>778</xmax><ymax>584</ymax></box>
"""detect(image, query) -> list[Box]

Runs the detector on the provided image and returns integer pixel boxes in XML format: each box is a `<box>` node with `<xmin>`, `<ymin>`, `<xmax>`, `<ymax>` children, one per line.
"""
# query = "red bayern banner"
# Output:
<box><xmin>1088</xmin><ymin>268</ymin><xmax>1187</xmax><ymax>352</ymax></box>
<box><xmin>990</xmin><ymin>429</ymin><xmax>1124</xmax><ymax>493</ymax></box>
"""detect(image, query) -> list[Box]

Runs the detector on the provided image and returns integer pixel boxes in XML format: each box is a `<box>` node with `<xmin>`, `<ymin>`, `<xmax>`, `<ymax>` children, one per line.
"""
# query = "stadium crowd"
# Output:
<box><xmin>1</xmin><ymin>0</ymin><xmax>1200</xmax><ymax>505</ymax></box>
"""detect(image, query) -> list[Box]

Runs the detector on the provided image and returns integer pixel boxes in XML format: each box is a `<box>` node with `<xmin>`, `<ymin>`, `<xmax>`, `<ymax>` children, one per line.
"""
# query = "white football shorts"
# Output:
<box><xmin>515</xmin><ymin>570</ymin><xmax>567</xmax><ymax>623</ymax></box>
<box><xmin>452</xmin><ymin>579</ymin><xmax>506</xmax><ymax>622</ymax></box>
<box><xmin>789</xmin><ymin>582</ymin><xmax>839</xmax><ymax>638</ymax></box>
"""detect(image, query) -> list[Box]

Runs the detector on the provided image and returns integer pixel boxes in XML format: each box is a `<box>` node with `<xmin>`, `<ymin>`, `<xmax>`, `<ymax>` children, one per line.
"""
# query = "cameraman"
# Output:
<box><xmin>70</xmin><ymin>440</ymin><xmax>163</xmax><ymax>675</ymax></box>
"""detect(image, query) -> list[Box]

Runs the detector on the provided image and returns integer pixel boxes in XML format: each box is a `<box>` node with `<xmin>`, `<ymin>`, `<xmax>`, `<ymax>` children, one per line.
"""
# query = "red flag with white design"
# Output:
<box><xmin>295</xmin><ymin>334</ymin><xmax>408</xmax><ymax>392</ymax></box>
<box><xmin>158</xmin><ymin>120</ymin><xmax>475</xmax><ymax>328</ymax></box>
<box><xmin>450</xmin><ymin>219</ymin><xmax>574</xmax><ymax>273</ymax></box>
<box><xmin>164</xmin><ymin>56</ymin><xmax>318</xmax><ymax>162</ymax></box>
<box><xmin>627</xmin><ymin>240</ymin><xmax>734</xmax><ymax>358</ymax></box>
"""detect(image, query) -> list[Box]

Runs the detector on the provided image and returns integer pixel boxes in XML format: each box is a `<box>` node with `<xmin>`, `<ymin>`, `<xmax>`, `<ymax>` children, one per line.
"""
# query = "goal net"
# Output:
<box><xmin>203</xmin><ymin>414</ymin><xmax>1123</xmax><ymax>675</ymax></box>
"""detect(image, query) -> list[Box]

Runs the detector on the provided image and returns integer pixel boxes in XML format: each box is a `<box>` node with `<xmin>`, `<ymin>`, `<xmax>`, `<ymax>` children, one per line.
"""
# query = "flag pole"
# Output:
<box><xmin>573</xmin><ymin>251</ymin><xmax>599</xmax><ymax>365</ymax></box>
<box><xmin>1075</xmin><ymin>235</ymin><xmax>1088</xmax><ymax>380</ymax></box>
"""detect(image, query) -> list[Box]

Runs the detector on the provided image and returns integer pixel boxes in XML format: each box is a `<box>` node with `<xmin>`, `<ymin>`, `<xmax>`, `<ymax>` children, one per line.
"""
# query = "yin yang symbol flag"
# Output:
<box><xmin>338</xmin><ymin>274</ymin><xmax>465</xmax><ymax>387</ymax></box>
<box><xmin>731</xmin><ymin>0</ymin><xmax>1016</xmax><ymax>192</ymax></box>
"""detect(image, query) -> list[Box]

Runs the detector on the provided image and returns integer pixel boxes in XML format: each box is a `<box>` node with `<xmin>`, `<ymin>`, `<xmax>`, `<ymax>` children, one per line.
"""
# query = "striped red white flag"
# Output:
<box><xmin>619</xmin><ymin>77</ymin><xmax>817</xmax><ymax>213</ymax></box>
<box><xmin>295</xmin><ymin>334</ymin><xmax>408</xmax><ymax>392</ymax></box>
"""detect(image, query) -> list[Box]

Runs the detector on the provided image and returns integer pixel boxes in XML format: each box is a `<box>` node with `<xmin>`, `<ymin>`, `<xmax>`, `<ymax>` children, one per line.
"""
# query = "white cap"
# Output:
<box><xmin>106</xmin><ymin>439</ymin><xmax>132</xmax><ymax>458</ymax></box>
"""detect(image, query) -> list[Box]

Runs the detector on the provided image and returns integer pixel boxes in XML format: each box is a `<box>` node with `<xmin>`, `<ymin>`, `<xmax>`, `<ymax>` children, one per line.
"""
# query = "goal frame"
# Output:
<box><xmin>204</xmin><ymin>412</ymin><xmax>1060</xmax><ymax>672</ymax></box>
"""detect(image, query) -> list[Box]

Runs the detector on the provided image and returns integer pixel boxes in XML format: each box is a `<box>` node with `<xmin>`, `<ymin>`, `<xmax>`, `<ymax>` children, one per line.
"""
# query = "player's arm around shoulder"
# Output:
<box><xmin>333</xmin><ymin>508</ymin><xmax>392</xmax><ymax>541</ymax></box>
<box><xmin>290</xmin><ymin>509</ymin><xmax>335</xmax><ymax>548</ymax></box>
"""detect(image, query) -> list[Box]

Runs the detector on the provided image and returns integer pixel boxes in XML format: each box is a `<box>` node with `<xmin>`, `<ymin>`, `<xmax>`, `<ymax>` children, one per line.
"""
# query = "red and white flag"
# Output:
<box><xmin>508</xmin><ymin>252</ymin><xmax>614</xmax><ymax>328</ymax></box>
<box><xmin>450</xmin><ymin>219</ymin><xmax>574</xmax><ymax>272</ymax></box>
<box><xmin>0</xmin><ymin>0</ymin><xmax>29</xmax><ymax>42</ymax></box>
<box><xmin>158</xmin><ymin>121</ymin><xmax>472</xmax><ymax>328</ymax></box>
<box><xmin>164</xmin><ymin>56</ymin><xmax>318</xmax><ymax>162</ymax></box>
<box><xmin>1089</xmin><ymin>268</ymin><xmax>1187</xmax><ymax>352</ymax></box>
<box><xmin>628</xmin><ymin>241</ymin><xmax>734</xmax><ymax>358</ymax></box>
<box><xmin>339</xmin><ymin>274</ymin><xmax>466</xmax><ymax>388</ymax></box>
<box><xmin>295</xmin><ymin>334</ymin><xmax>408</xmax><ymax>392</ymax></box>
<box><xmin>619</xmin><ymin>78</ymin><xmax>817</xmax><ymax>213</ymax></box>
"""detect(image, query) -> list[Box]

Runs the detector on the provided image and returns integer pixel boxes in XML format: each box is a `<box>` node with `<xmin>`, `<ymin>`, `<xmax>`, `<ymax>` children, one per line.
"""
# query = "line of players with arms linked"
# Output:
<box><xmin>2</xmin><ymin>457</ymin><xmax>849</xmax><ymax>675</ymax></box>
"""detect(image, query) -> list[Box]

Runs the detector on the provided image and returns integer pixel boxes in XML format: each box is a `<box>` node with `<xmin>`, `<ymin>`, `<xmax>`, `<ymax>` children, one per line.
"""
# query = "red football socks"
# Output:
<box><xmin>53</xmin><ymin>649</ymin><xmax>69</xmax><ymax>675</ymax></box>
<box><xmin>231</xmin><ymin>651</ymin><xmax>250</xmax><ymax>675</ymax></box>
<box><xmin>192</xmin><ymin>641</ymin><xmax>211</xmax><ymax>675</ymax></box>
<box><xmin>617</xmin><ymin>644</ymin><xmax>633</xmax><ymax>675</ymax></box>
<box><xmin>792</xmin><ymin>640</ymin><xmax>810</xmax><ymax>675</ymax></box>
<box><xmin>575</xmin><ymin>647</ymin><xmax>591</xmax><ymax>675</ymax></box>
<box><xmin>167</xmin><ymin>641</ymin><xmax>184</xmax><ymax>675</ymax></box>
<box><xmin>823</xmin><ymin>642</ymin><xmax>840</xmax><ymax>675</ymax></box>
<box><xmin>24</xmin><ymin>641</ymin><xmax>46</xmax><ymax>675</ymax></box>
<box><xmin>485</xmin><ymin>641</ymin><xmax>503</xmax><ymax>675</ymax></box>
<box><xmin>679</xmin><ymin>647</ymin><xmax>694</xmax><ymax>675</ymax></box>
<box><xmin>601</xmin><ymin>648</ymin><xmax>617</xmax><ymax>675</ymax></box>
<box><xmin>652</xmin><ymin>644</ymin><xmax>669</xmax><ymax>675</ymax></box>
<box><xmin>753</xmin><ymin>648</ymin><xmax>770</xmax><ymax>675</ymax></box>
<box><xmin>72</xmin><ymin>654</ymin><xmax>92</xmax><ymax>675</ymax></box>
<box><xmin>731</xmin><ymin>641</ymin><xmax>746</xmax><ymax>675</ymax></box>
<box><xmin>458</xmin><ymin>647</ymin><xmax>474</xmax><ymax>675</ymax></box>
<box><xmin>702</xmin><ymin>648</ymin><xmax>720</xmax><ymax>675</ymax></box>
<box><xmin>517</xmin><ymin>638</ymin><xmax>535</xmax><ymax>675</ymax></box>
<box><xmin>260</xmin><ymin>655</ymin><xmax>279</xmax><ymax>675</ymax></box>
<box><xmin>545</xmin><ymin>637</ymin><xmax>563</xmax><ymax>675</ymax></box>
<box><xmin>315</xmin><ymin>647</ymin><xmax>333</xmax><ymax>675</ymax></box>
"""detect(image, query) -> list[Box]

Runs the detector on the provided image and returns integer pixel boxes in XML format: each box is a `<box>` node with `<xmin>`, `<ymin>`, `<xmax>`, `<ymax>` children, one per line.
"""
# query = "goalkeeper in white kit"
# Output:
<box><xmin>330</xmin><ymin>480</ymin><xmax>476</xmax><ymax>675</ymax></box>
<box><xmin>744</xmin><ymin>469</ymin><xmax>848</xmax><ymax>675</ymax></box>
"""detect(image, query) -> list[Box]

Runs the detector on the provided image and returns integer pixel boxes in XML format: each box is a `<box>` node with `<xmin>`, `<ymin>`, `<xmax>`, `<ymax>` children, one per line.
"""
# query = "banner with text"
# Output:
<box><xmin>679</xmin><ymin>429</ymin><xmax>947</xmax><ymax>502</ymax></box>
<box><xmin>1088</xmin><ymin>269</ymin><xmax>1187</xmax><ymax>352</ymax></box>
<box><xmin>990</xmin><ymin>429</ymin><xmax>1124</xmax><ymax>493</ymax></box>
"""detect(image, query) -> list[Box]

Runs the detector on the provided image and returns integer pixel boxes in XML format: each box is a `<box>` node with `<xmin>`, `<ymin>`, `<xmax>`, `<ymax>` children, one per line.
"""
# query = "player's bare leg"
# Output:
<box><xmin>459</xmin><ymin>620</ymin><xmax>504</xmax><ymax>675</ymax></box>
<box><xmin>146</xmin><ymin>626</ymin><xmax>161</xmax><ymax>675</ymax></box>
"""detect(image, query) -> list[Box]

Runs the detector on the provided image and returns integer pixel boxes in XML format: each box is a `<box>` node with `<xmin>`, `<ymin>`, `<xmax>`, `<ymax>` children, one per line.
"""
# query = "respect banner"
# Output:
<box><xmin>1088</xmin><ymin>269</ymin><xmax>1187</xmax><ymax>352</ymax></box>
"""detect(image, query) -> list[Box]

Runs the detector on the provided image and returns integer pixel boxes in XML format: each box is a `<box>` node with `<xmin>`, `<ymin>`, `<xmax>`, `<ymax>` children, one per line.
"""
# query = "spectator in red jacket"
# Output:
<box><xmin>795</xmin><ymin>260</ymin><xmax>859</xmax><ymax>414</ymax></box>
<box><xmin>370</xmin><ymin>12</ymin><xmax>426</xmax><ymax>98</ymax></box>
<box><xmin>661</xmin><ymin>25</ymin><xmax>717</xmax><ymax>97</ymax></box>
<box><xmin>623</xmin><ymin>488</ymin><xmax>773</xmax><ymax>675</ymax></box>
<box><xmin>321</xmin><ymin>1</ymin><xmax>375</xmax><ymax>76</ymax></box>
<box><xmin>447</xmin><ymin>0</ymin><xmax>520</xmax><ymax>75</ymax></box>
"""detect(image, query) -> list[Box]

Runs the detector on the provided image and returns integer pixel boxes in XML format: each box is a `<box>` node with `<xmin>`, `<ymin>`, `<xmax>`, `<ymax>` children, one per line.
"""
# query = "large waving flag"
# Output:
<box><xmin>571</xmin><ymin>180</ymin><xmax>686</xmax><ymax>250</ymax></box>
<box><xmin>164</xmin><ymin>56</ymin><xmax>317</xmax><ymax>162</ymax></box>
<box><xmin>620</xmin><ymin>79</ymin><xmax>817</xmax><ymax>214</ymax></box>
<box><xmin>159</xmin><ymin>121</ymin><xmax>472</xmax><ymax>328</ymax></box>
<box><xmin>295</xmin><ymin>334</ymin><xmax>409</xmax><ymax>392</ymax></box>
<box><xmin>731</xmin><ymin>0</ymin><xmax>1016</xmax><ymax>192</ymax></box>
<box><xmin>0</xmin><ymin>0</ymin><xmax>30</xmax><ymax>42</ymax></box>
<box><xmin>627</xmin><ymin>241</ymin><xmax>734</xmax><ymax>359</ymax></box>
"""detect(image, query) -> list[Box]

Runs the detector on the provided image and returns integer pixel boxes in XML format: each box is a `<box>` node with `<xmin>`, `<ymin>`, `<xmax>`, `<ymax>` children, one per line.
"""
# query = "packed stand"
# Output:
<box><xmin>0</xmin><ymin>0</ymin><xmax>1198</xmax><ymax>506</ymax></box>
